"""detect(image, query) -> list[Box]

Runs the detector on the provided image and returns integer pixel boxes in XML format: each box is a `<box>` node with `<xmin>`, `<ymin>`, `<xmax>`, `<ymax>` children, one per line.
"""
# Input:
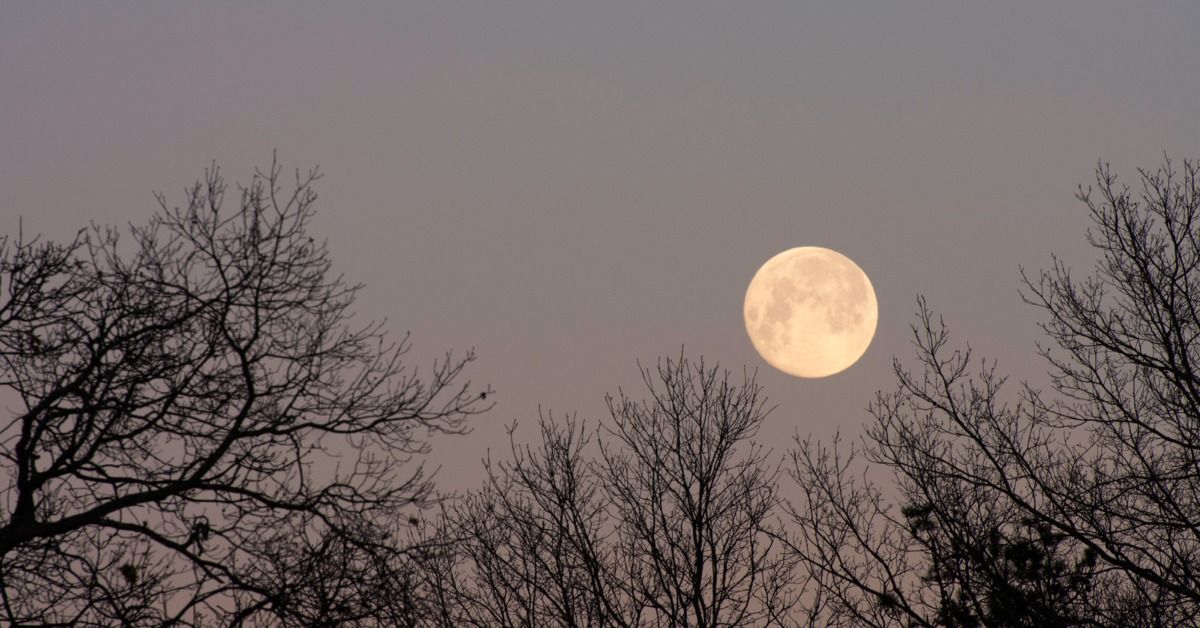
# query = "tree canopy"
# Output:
<box><xmin>787</xmin><ymin>158</ymin><xmax>1200</xmax><ymax>626</ymax></box>
<box><xmin>0</xmin><ymin>162</ymin><xmax>488</xmax><ymax>625</ymax></box>
<box><xmin>4</xmin><ymin>156</ymin><xmax>1197</xmax><ymax>627</ymax></box>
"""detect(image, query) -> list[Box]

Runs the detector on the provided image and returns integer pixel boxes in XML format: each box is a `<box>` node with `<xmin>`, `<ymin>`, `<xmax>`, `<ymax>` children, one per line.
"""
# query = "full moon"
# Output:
<box><xmin>743</xmin><ymin>247</ymin><xmax>878</xmax><ymax>378</ymax></box>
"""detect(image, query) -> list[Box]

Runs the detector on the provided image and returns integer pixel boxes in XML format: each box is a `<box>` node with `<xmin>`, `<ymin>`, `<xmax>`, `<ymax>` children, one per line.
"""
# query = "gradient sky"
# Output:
<box><xmin>2</xmin><ymin>1</ymin><xmax>1198</xmax><ymax>493</ymax></box>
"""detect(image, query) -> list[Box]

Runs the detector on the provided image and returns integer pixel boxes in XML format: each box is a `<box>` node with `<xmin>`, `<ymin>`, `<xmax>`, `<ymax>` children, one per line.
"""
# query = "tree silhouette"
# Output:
<box><xmin>785</xmin><ymin>158</ymin><xmax>1200</xmax><ymax>626</ymax></box>
<box><xmin>421</xmin><ymin>355</ymin><xmax>800</xmax><ymax>627</ymax></box>
<box><xmin>0</xmin><ymin>161</ymin><xmax>489</xmax><ymax>625</ymax></box>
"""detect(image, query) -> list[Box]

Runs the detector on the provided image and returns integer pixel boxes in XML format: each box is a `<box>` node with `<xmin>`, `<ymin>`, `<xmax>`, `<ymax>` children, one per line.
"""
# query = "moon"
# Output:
<box><xmin>743</xmin><ymin>247</ymin><xmax>878</xmax><ymax>378</ymax></box>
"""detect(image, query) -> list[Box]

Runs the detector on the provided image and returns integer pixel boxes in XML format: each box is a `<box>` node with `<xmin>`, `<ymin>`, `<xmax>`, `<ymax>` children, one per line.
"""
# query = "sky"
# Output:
<box><xmin>2</xmin><ymin>1</ymin><xmax>1197</xmax><ymax>494</ymax></box>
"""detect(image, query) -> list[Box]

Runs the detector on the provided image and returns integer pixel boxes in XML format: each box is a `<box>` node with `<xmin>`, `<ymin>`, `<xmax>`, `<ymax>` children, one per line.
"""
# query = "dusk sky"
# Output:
<box><xmin>2</xmin><ymin>1</ymin><xmax>1197</xmax><ymax>493</ymax></box>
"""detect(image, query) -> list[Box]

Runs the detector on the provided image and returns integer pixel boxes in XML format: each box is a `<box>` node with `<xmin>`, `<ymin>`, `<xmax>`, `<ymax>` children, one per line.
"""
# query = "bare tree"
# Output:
<box><xmin>784</xmin><ymin>158</ymin><xmax>1200</xmax><ymax>626</ymax></box>
<box><xmin>0</xmin><ymin>161</ymin><xmax>490</xmax><ymax>625</ymax></box>
<box><xmin>425</xmin><ymin>355</ymin><xmax>799</xmax><ymax>627</ymax></box>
